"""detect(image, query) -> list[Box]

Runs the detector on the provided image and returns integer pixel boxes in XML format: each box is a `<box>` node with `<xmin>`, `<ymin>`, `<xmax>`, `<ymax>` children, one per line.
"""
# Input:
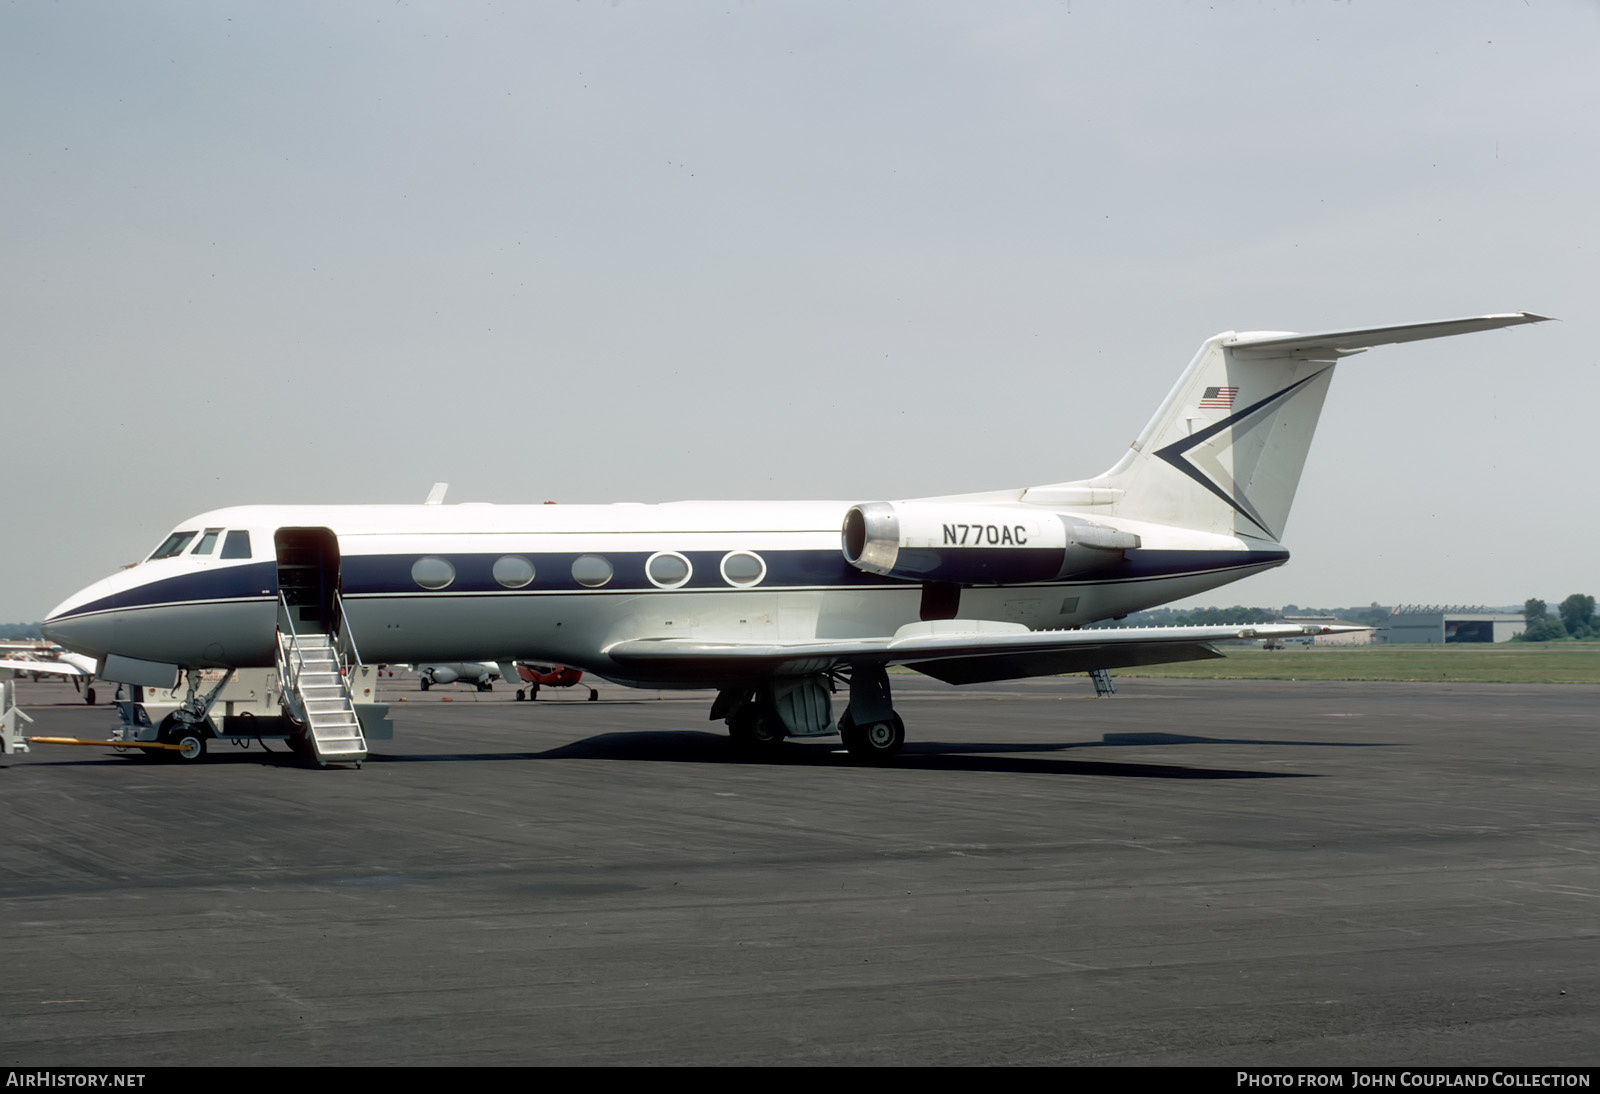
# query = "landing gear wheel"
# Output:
<box><xmin>477</xmin><ymin>681</ymin><xmax>492</xmax><ymax>692</ymax></box>
<box><xmin>420</xmin><ymin>678</ymin><xmax>431</xmax><ymax>691</ymax></box>
<box><xmin>286</xmin><ymin>725</ymin><xmax>316</xmax><ymax>762</ymax></box>
<box><xmin>728</xmin><ymin>708</ymin><xmax>785</xmax><ymax>757</ymax></box>
<box><xmin>158</xmin><ymin>713</ymin><xmax>210</xmax><ymax>764</ymax></box>
<box><xmin>838</xmin><ymin>711</ymin><xmax>905</xmax><ymax>764</ymax></box>
<box><xmin>515</xmin><ymin>689</ymin><xmax>525</xmax><ymax>701</ymax></box>
<box><xmin>85</xmin><ymin>686</ymin><xmax>97</xmax><ymax>705</ymax></box>
<box><xmin>587</xmin><ymin>688</ymin><xmax>599</xmax><ymax>702</ymax></box>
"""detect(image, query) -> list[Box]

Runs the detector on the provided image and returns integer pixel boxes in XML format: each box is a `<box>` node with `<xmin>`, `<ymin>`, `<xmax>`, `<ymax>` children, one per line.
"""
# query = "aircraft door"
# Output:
<box><xmin>274</xmin><ymin>528</ymin><xmax>341</xmax><ymax>635</ymax></box>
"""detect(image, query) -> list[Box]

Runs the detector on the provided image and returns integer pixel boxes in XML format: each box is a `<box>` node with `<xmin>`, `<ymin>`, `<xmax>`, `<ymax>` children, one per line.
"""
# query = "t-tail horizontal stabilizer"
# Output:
<box><xmin>1026</xmin><ymin>312</ymin><xmax>1551</xmax><ymax>543</ymax></box>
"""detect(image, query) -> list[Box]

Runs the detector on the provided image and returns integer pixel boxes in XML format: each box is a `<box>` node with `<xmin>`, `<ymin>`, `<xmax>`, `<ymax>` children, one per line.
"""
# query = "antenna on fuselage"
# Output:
<box><xmin>424</xmin><ymin>483</ymin><xmax>449</xmax><ymax>505</ymax></box>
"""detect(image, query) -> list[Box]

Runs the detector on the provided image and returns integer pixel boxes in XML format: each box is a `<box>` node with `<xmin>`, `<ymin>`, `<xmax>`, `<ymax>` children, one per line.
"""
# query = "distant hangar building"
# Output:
<box><xmin>1380</xmin><ymin>605</ymin><xmax>1525</xmax><ymax>644</ymax></box>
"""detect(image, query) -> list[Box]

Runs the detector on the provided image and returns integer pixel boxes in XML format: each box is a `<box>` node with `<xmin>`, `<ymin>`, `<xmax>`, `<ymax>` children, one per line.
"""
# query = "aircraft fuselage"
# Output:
<box><xmin>43</xmin><ymin>499</ymin><xmax>1282</xmax><ymax>689</ymax></box>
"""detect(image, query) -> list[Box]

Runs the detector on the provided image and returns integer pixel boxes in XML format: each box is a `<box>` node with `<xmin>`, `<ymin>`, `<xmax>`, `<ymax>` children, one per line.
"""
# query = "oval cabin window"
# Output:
<box><xmin>646</xmin><ymin>552</ymin><xmax>692</xmax><ymax>589</ymax></box>
<box><xmin>493</xmin><ymin>555</ymin><xmax>536</xmax><ymax>588</ymax></box>
<box><xmin>411</xmin><ymin>557</ymin><xmax>456</xmax><ymax>590</ymax></box>
<box><xmin>720</xmin><ymin>551</ymin><xmax>766</xmax><ymax>587</ymax></box>
<box><xmin>571</xmin><ymin>555</ymin><xmax>613</xmax><ymax>588</ymax></box>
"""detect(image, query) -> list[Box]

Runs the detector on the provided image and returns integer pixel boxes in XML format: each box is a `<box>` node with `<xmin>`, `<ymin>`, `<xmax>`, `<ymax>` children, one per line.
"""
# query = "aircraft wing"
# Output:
<box><xmin>0</xmin><ymin>657</ymin><xmax>92</xmax><ymax>678</ymax></box>
<box><xmin>604</xmin><ymin>622</ymin><xmax>1363</xmax><ymax>686</ymax></box>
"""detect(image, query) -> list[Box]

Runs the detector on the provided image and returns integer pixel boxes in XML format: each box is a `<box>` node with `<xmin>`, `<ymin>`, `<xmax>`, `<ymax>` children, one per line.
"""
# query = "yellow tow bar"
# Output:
<box><xmin>25</xmin><ymin>737</ymin><xmax>186</xmax><ymax>751</ymax></box>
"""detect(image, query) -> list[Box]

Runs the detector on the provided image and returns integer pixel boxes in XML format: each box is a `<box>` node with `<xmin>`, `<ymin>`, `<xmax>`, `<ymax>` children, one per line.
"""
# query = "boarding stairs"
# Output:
<box><xmin>277</xmin><ymin>601</ymin><xmax>368</xmax><ymax>766</ymax></box>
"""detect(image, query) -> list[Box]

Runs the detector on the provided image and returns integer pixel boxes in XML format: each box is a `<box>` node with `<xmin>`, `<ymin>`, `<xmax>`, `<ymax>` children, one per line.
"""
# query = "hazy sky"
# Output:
<box><xmin>4</xmin><ymin>1</ymin><xmax>1596</xmax><ymax>622</ymax></box>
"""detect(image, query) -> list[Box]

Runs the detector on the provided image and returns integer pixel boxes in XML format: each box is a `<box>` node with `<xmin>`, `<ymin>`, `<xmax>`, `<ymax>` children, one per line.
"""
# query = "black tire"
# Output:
<box><xmin>838</xmin><ymin>710</ymin><xmax>905</xmax><ymax>764</ymax></box>
<box><xmin>477</xmin><ymin>681</ymin><xmax>492</xmax><ymax>692</ymax></box>
<box><xmin>84</xmin><ymin>686</ymin><xmax>96</xmax><ymax>705</ymax></box>
<box><xmin>728</xmin><ymin>707</ymin><xmax>784</xmax><ymax>755</ymax></box>
<box><xmin>514</xmin><ymin>689</ymin><xmax>525</xmax><ymax>701</ymax></box>
<box><xmin>286</xmin><ymin>725</ymin><xmax>316</xmax><ymax>762</ymax></box>
<box><xmin>158</xmin><ymin>713</ymin><xmax>210</xmax><ymax>764</ymax></box>
<box><xmin>420</xmin><ymin>678</ymin><xmax>431</xmax><ymax>691</ymax></box>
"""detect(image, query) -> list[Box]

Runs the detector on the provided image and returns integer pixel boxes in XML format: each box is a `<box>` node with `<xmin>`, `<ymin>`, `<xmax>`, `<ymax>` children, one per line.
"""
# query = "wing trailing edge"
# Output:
<box><xmin>603</xmin><ymin>622</ymin><xmax>1366</xmax><ymax>684</ymax></box>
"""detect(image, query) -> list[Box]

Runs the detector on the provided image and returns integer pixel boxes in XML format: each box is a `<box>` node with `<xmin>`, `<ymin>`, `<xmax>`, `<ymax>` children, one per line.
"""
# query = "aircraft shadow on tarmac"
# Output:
<box><xmin>10</xmin><ymin>730</ymin><xmax>1387</xmax><ymax>777</ymax></box>
<box><xmin>1097</xmin><ymin>731</ymin><xmax>1392</xmax><ymax>749</ymax></box>
<box><xmin>517</xmin><ymin>731</ymin><xmax>1331</xmax><ymax>779</ymax></box>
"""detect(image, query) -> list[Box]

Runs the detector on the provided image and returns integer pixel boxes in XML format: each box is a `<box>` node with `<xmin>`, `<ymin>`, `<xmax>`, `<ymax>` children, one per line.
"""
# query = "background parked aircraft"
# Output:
<box><xmin>0</xmin><ymin>642</ymin><xmax>101</xmax><ymax>704</ymax></box>
<box><xmin>416</xmin><ymin>662</ymin><xmax>500</xmax><ymax>692</ymax></box>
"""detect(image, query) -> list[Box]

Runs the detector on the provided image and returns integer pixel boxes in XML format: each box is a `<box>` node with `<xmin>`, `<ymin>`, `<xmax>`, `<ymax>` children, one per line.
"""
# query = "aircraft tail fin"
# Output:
<box><xmin>1024</xmin><ymin>313</ymin><xmax>1550</xmax><ymax>542</ymax></box>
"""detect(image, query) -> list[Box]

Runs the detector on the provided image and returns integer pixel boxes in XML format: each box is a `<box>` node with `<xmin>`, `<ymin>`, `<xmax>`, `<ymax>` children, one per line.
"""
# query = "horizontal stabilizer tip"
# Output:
<box><xmin>1228</xmin><ymin>312</ymin><xmax>1552</xmax><ymax>360</ymax></box>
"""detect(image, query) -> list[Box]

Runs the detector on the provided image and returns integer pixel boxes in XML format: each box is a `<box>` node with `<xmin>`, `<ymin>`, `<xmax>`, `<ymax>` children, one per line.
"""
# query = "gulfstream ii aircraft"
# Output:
<box><xmin>42</xmin><ymin>313</ymin><xmax>1547</xmax><ymax>765</ymax></box>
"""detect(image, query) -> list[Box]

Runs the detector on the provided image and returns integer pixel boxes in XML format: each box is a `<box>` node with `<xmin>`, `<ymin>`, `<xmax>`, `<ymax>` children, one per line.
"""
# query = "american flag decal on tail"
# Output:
<box><xmin>1199</xmin><ymin>385</ymin><xmax>1238</xmax><ymax>410</ymax></box>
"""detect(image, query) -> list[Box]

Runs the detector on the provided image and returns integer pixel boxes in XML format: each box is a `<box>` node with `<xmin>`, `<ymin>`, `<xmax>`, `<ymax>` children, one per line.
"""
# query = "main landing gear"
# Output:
<box><xmin>713</xmin><ymin>665</ymin><xmax>907</xmax><ymax>764</ymax></box>
<box><xmin>836</xmin><ymin>710</ymin><xmax>906</xmax><ymax>764</ymax></box>
<box><xmin>725</xmin><ymin>702</ymin><xmax>786</xmax><ymax>754</ymax></box>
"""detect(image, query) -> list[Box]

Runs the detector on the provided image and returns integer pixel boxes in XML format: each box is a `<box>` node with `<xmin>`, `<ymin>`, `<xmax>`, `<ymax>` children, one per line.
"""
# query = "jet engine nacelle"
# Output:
<box><xmin>842</xmin><ymin>502</ymin><xmax>1140</xmax><ymax>585</ymax></box>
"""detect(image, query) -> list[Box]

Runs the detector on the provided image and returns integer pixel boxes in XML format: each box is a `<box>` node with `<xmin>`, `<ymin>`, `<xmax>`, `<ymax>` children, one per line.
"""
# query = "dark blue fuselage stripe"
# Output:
<box><xmin>49</xmin><ymin>549</ymin><xmax>1289</xmax><ymax>620</ymax></box>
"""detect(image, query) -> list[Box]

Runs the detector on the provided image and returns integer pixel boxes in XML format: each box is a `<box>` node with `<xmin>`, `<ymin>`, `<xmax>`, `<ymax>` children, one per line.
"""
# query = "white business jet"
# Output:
<box><xmin>41</xmin><ymin>313</ymin><xmax>1547</xmax><ymax>763</ymax></box>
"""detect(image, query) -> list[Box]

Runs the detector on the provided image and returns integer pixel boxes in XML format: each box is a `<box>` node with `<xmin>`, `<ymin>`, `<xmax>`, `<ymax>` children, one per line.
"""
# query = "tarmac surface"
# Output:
<box><xmin>1</xmin><ymin>672</ymin><xmax>1596</xmax><ymax>1066</ymax></box>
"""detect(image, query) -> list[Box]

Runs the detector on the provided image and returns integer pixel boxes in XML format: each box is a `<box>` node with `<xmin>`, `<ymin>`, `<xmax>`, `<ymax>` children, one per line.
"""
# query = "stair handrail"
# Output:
<box><xmin>331</xmin><ymin>590</ymin><xmax>365</xmax><ymax>678</ymax></box>
<box><xmin>276</xmin><ymin>591</ymin><xmax>310</xmax><ymax>696</ymax></box>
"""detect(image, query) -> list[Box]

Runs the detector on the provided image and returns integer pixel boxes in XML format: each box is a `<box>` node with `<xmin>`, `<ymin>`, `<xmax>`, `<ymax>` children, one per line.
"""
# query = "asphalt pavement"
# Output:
<box><xmin>2</xmin><ymin>672</ymin><xmax>1595</xmax><ymax>1066</ymax></box>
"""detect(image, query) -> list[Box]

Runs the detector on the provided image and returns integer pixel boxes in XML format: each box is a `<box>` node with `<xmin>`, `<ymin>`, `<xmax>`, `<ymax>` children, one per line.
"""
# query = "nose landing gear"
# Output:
<box><xmin>157</xmin><ymin>713</ymin><xmax>211</xmax><ymax>763</ymax></box>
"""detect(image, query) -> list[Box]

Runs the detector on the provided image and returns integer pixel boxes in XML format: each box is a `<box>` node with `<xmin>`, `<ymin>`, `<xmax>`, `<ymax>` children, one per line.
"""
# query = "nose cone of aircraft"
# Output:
<box><xmin>41</xmin><ymin>577</ymin><xmax>121</xmax><ymax>659</ymax></box>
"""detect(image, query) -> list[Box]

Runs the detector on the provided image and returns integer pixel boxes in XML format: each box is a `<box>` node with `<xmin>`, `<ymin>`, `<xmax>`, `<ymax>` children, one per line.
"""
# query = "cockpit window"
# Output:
<box><xmin>220</xmin><ymin>530</ymin><xmax>253</xmax><ymax>560</ymax></box>
<box><xmin>192</xmin><ymin>528</ymin><xmax>223</xmax><ymax>555</ymax></box>
<box><xmin>149</xmin><ymin>531</ymin><xmax>197</xmax><ymax>560</ymax></box>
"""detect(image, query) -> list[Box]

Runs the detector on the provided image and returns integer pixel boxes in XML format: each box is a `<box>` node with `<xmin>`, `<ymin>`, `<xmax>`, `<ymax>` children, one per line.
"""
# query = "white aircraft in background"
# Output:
<box><xmin>0</xmin><ymin>642</ymin><xmax>102</xmax><ymax>704</ymax></box>
<box><xmin>414</xmin><ymin>660</ymin><xmax>599</xmax><ymax>701</ymax></box>
<box><xmin>416</xmin><ymin>661</ymin><xmax>501</xmax><ymax>692</ymax></box>
<box><xmin>40</xmin><ymin>313</ymin><xmax>1548</xmax><ymax>762</ymax></box>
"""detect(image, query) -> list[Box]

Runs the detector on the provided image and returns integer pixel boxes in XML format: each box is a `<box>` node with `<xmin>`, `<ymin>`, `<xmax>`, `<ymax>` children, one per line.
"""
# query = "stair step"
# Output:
<box><xmin>278</xmin><ymin>626</ymin><xmax>369</xmax><ymax>765</ymax></box>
